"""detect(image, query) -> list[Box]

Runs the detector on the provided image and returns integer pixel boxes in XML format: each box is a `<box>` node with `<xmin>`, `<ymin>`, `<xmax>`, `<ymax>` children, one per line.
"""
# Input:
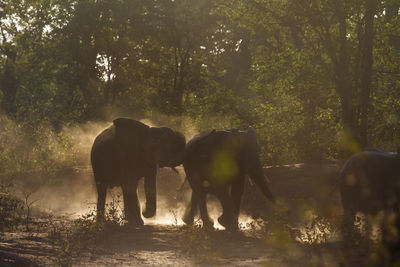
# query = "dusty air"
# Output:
<box><xmin>0</xmin><ymin>0</ymin><xmax>399</xmax><ymax>266</ymax></box>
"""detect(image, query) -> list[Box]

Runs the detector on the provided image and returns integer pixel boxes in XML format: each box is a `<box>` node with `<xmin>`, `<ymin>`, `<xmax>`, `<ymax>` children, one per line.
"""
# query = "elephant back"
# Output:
<box><xmin>184</xmin><ymin>130</ymin><xmax>244</xmax><ymax>166</ymax></box>
<box><xmin>113</xmin><ymin>118</ymin><xmax>150</xmax><ymax>145</ymax></box>
<box><xmin>184</xmin><ymin>129</ymin><xmax>215</xmax><ymax>157</ymax></box>
<box><xmin>113</xmin><ymin>118</ymin><xmax>154</xmax><ymax>169</ymax></box>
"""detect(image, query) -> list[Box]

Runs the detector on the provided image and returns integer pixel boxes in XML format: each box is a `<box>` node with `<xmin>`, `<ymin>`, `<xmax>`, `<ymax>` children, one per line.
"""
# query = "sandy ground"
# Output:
<box><xmin>0</xmin><ymin>223</ymin><xmax>345</xmax><ymax>266</ymax></box>
<box><xmin>0</xmin><ymin>160</ymin><xmax>353</xmax><ymax>266</ymax></box>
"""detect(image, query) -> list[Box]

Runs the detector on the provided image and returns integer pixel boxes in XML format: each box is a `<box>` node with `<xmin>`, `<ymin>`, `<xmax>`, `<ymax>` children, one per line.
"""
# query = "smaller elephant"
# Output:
<box><xmin>182</xmin><ymin>127</ymin><xmax>275</xmax><ymax>230</ymax></box>
<box><xmin>339</xmin><ymin>148</ymin><xmax>400</xmax><ymax>244</ymax></box>
<box><xmin>91</xmin><ymin>118</ymin><xmax>186</xmax><ymax>226</ymax></box>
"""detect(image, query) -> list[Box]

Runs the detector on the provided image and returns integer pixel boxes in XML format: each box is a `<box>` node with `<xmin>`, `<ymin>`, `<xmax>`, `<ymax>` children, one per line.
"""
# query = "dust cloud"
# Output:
<box><xmin>61</xmin><ymin>121</ymin><xmax>112</xmax><ymax>165</ymax></box>
<box><xmin>27</xmin><ymin>121</ymin><xmax>112</xmax><ymax>216</ymax></box>
<box><xmin>1</xmin><ymin>115</ymin><xmax>257</xmax><ymax>229</ymax></box>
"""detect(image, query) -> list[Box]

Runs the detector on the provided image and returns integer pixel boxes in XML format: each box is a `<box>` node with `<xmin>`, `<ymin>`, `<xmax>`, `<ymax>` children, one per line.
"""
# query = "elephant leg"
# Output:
<box><xmin>217</xmin><ymin>188</ymin><xmax>236</xmax><ymax>230</ymax></box>
<box><xmin>341</xmin><ymin>206</ymin><xmax>356</xmax><ymax>244</ymax></box>
<box><xmin>195</xmin><ymin>189</ymin><xmax>213</xmax><ymax>229</ymax></box>
<box><xmin>96</xmin><ymin>182</ymin><xmax>107</xmax><ymax>222</ymax></box>
<box><xmin>142</xmin><ymin>174</ymin><xmax>156</xmax><ymax>218</ymax></box>
<box><xmin>230</xmin><ymin>176</ymin><xmax>245</xmax><ymax>225</ymax></box>
<box><xmin>183</xmin><ymin>190</ymin><xmax>197</xmax><ymax>225</ymax></box>
<box><xmin>122</xmin><ymin>181</ymin><xmax>144</xmax><ymax>226</ymax></box>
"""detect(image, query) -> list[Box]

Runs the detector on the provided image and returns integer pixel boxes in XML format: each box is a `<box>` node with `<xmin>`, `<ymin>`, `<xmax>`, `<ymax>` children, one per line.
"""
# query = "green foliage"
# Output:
<box><xmin>259</xmin><ymin>199</ymin><xmax>338</xmax><ymax>249</ymax></box>
<box><xmin>0</xmin><ymin>0</ymin><xmax>399</xmax><ymax>165</ymax></box>
<box><xmin>0</xmin><ymin>115</ymin><xmax>76</xmax><ymax>174</ymax></box>
<box><xmin>0</xmin><ymin>182</ymin><xmax>24</xmax><ymax>231</ymax></box>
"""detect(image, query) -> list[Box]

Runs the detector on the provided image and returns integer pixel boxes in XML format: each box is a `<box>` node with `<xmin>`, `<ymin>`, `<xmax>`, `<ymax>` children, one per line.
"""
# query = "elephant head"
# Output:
<box><xmin>113</xmin><ymin>118</ymin><xmax>186</xmax><ymax>170</ymax></box>
<box><xmin>148</xmin><ymin>127</ymin><xmax>186</xmax><ymax>169</ymax></box>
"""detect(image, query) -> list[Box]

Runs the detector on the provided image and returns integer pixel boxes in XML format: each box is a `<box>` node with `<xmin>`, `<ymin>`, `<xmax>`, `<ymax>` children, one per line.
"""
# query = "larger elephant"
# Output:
<box><xmin>91</xmin><ymin>118</ymin><xmax>186</xmax><ymax>226</ymax></box>
<box><xmin>339</xmin><ymin>148</ymin><xmax>400</xmax><ymax>244</ymax></box>
<box><xmin>182</xmin><ymin>127</ymin><xmax>275</xmax><ymax>230</ymax></box>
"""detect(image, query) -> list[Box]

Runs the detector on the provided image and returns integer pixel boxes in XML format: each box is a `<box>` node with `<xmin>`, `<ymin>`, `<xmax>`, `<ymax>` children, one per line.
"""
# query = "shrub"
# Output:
<box><xmin>0</xmin><ymin>182</ymin><xmax>24</xmax><ymax>231</ymax></box>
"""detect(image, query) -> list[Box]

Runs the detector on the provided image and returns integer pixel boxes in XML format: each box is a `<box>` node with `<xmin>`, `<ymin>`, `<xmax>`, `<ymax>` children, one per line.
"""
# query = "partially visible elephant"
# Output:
<box><xmin>339</xmin><ymin>148</ymin><xmax>400</xmax><ymax>244</ymax></box>
<box><xmin>182</xmin><ymin>127</ymin><xmax>275</xmax><ymax>230</ymax></box>
<box><xmin>91</xmin><ymin>118</ymin><xmax>186</xmax><ymax>226</ymax></box>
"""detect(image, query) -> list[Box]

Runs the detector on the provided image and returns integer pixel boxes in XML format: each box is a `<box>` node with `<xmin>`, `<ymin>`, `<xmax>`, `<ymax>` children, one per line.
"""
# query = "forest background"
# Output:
<box><xmin>0</xmin><ymin>0</ymin><xmax>399</xmax><ymax>174</ymax></box>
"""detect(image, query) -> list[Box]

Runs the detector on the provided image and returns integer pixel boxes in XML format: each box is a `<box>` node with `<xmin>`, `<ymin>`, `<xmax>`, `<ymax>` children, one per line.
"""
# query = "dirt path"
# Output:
<box><xmin>1</xmin><ymin>161</ymin><xmax>348</xmax><ymax>266</ymax></box>
<box><xmin>0</xmin><ymin>223</ymin><xmax>344</xmax><ymax>266</ymax></box>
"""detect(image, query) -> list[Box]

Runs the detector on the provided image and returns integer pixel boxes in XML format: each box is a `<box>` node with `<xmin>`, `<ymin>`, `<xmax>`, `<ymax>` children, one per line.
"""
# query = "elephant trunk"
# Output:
<box><xmin>168</xmin><ymin>150</ymin><xmax>185</xmax><ymax>168</ymax></box>
<box><xmin>171</xmin><ymin>167</ymin><xmax>179</xmax><ymax>174</ymax></box>
<box><xmin>142</xmin><ymin>175</ymin><xmax>156</xmax><ymax>218</ymax></box>
<box><xmin>247</xmin><ymin>160</ymin><xmax>275</xmax><ymax>203</ymax></box>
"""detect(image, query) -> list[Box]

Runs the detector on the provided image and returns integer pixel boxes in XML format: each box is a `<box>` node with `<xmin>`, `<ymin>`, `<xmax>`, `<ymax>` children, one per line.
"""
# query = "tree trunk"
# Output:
<box><xmin>358</xmin><ymin>0</ymin><xmax>378</xmax><ymax>148</ymax></box>
<box><xmin>334</xmin><ymin>5</ymin><xmax>359</xmax><ymax>155</ymax></box>
<box><xmin>171</xmin><ymin>46</ymin><xmax>185</xmax><ymax>114</ymax></box>
<box><xmin>1</xmin><ymin>64</ymin><xmax>18</xmax><ymax>115</ymax></box>
<box><xmin>0</xmin><ymin>51</ymin><xmax>17</xmax><ymax>116</ymax></box>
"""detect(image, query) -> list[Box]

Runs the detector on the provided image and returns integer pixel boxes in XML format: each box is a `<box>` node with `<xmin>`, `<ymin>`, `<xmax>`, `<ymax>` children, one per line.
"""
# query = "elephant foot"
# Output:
<box><xmin>217</xmin><ymin>215</ymin><xmax>228</xmax><ymax>227</ymax></box>
<box><xmin>218</xmin><ymin>215</ymin><xmax>238</xmax><ymax>231</ymax></box>
<box><xmin>142</xmin><ymin>207</ymin><xmax>156</xmax><ymax>218</ymax></box>
<box><xmin>126</xmin><ymin>214</ymin><xmax>144</xmax><ymax>227</ymax></box>
<box><xmin>128</xmin><ymin>218</ymin><xmax>144</xmax><ymax>228</ymax></box>
<box><xmin>225</xmin><ymin>223</ymin><xmax>239</xmax><ymax>231</ymax></box>
<box><xmin>202</xmin><ymin>219</ymin><xmax>214</xmax><ymax>229</ymax></box>
<box><xmin>182</xmin><ymin>214</ymin><xmax>194</xmax><ymax>225</ymax></box>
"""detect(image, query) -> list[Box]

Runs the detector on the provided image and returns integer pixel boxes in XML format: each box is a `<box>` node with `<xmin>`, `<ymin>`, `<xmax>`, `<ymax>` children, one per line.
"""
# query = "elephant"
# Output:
<box><xmin>181</xmin><ymin>127</ymin><xmax>275</xmax><ymax>230</ymax></box>
<box><xmin>339</xmin><ymin>148</ymin><xmax>400</xmax><ymax>245</ymax></box>
<box><xmin>91</xmin><ymin>118</ymin><xmax>186</xmax><ymax>226</ymax></box>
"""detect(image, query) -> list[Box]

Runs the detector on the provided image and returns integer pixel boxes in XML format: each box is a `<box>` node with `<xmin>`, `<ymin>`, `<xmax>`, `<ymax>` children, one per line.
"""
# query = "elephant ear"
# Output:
<box><xmin>247</xmin><ymin>126</ymin><xmax>256</xmax><ymax>137</ymax></box>
<box><xmin>149</xmin><ymin>127</ymin><xmax>169</xmax><ymax>146</ymax></box>
<box><xmin>246</xmin><ymin>126</ymin><xmax>259</xmax><ymax>144</ymax></box>
<box><xmin>148</xmin><ymin>126</ymin><xmax>187</xmax><ymax>168</ymax></box>
<box><xmin>113</xmin><ymin>118</ymin><xmax>150</xmax><ymax>147</ymax></box>
<box><xmin>246</xmin><ymin>126</ymin><xmax>261</xmax><ymax>154</ymax></box>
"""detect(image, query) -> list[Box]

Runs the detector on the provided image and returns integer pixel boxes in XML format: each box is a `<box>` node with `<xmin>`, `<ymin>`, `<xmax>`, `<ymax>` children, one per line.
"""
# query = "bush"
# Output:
<box><xmin>0</xmin><ymin>182</ymin><xmax>24</xmax><ymax>231</ymax></box>
<box><xmin>48</xmin><ymin>196</ymin><xmax>125</xmax><ymax>266</ymax></box>
<box><xmin>0</xmin><ymin>115</ymin><xmax>76</xmax><ymax>174</ymax></box>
